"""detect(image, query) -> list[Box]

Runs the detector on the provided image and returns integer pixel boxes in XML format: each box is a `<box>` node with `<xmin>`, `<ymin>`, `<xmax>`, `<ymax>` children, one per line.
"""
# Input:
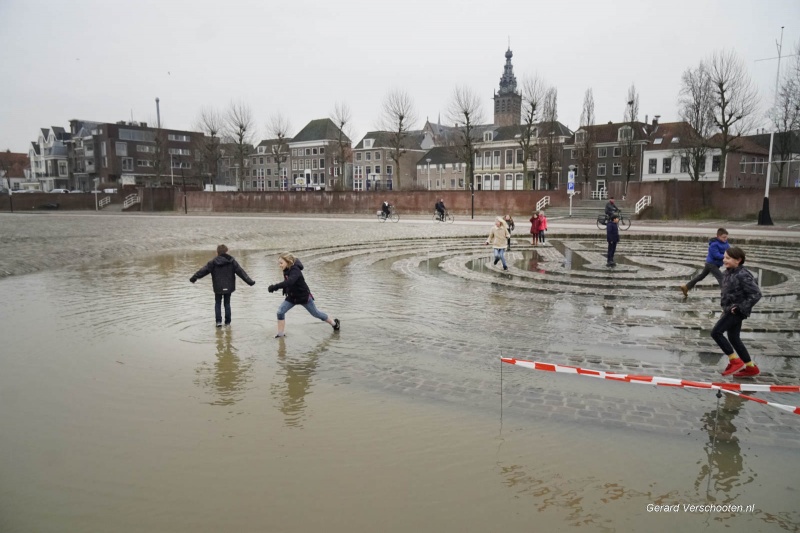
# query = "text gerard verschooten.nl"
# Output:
<box><xmin>647</xmin><ymin>503</ymin><xmax>755</xmax><ymax>513</ymax></box>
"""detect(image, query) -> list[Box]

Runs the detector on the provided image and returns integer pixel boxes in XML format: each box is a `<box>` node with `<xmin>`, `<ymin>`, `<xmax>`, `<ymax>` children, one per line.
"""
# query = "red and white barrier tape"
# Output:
<box><xmin>501</xmin><ymin>358</ymin><xmax>800</xmax><ymax>416</ymax></box>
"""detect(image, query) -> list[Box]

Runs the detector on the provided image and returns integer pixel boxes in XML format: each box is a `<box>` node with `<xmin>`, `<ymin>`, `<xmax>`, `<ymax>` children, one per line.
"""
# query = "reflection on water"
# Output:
<box><xmin>694</xmin><ymin>393</ymin><xmax>754</xmax><ymax>504</ymax></box>
<box><xmin>271</xmin><ymin>334</ymin><xmax>335</xmax><ymax>428</ymax></box>
<box><xmin>194</xmin><ymin>327</ymin><xmax>253</xmax><ymax>406</ymax></box>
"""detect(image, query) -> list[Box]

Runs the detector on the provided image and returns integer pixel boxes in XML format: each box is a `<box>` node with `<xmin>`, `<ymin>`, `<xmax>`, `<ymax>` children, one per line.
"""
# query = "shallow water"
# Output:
<box><xmin>1</xmin><ymin>222</ymin><xmax>799</xmax><ymax>532</ymax></box>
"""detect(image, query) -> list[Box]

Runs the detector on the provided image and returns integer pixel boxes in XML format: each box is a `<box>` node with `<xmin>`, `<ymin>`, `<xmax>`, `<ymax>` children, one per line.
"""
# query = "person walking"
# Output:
<box><xmin>267</xmin><ymin>252</ymin><xmax>340</xmax><ymax>338</ymax></box>
<box><xmin>606</xmin><ymin>214</ymin><xmax>620</xmax><ymax>267</ymax></box>
<box><xmin>485</xmin><ymin>216</ymin><xmax>510</xmax><ymax>271</ymax></box>
<box><xmin>712</xmin><ymin>247</ymin><xmax>762</xmax><ymax>377</ymax></box>
<box><xmin>529</xmin><ymin>211</ymin><xmax>540</xmax><ymax>246</ymax></box>
<box><xmin>537</xmin><ymin>210</ymin><xmax>548</xmax><ymax>246</ymax></box>
<box><xmin>680</xmin><ymin>228</ymin><xmax>730</xmax><ymax>297</ymax></box>
<box><xmin>190</xmin><ymin>244</ymin><xmax>255</xmax><ymax>327</ymax></box>
<box><xmin>503</xmin><ymin>214</ymin><xmax>515</xmax><ymax>250</ymax></box>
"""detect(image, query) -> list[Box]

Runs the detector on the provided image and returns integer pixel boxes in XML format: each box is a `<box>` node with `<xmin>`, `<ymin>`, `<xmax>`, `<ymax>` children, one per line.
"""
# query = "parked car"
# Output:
<box><xmin>49</xmin><ymin>188</ymin><xmax>70</xmax><ymax>193</ymax></box>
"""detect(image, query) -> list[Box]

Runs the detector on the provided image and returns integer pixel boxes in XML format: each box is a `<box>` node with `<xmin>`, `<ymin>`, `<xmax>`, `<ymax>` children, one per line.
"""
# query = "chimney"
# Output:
<box><xmin>652</xmin><ymin>115</ymin><xmax>660</xmax><ymax>126</ymax></box>
<box><xmin>645</xmin><ymin>114</ymin><xmax>648</xmax><ymax>125</ymax></box>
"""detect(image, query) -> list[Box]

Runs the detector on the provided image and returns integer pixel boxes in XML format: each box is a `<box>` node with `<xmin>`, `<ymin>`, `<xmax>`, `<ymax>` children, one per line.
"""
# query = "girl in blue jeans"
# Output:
<box><xmin>267</xmin><ymin>252</ymin><xmax>339</xmax><ymax>338</ymax></box>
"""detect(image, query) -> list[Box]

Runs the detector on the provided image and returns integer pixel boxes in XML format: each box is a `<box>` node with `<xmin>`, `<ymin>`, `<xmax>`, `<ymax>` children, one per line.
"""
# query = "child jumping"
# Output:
<box><xmin>680</xmin><ymin>228</ymin><xmax>730</xmax><ymax>297</ymax></box>
<box><xmin>267</xmin><ymin>252</ymin><xmax>340</xmax><ymax>338</ymax></box>
<box><xmin>712</xmin><ymin>247</ymin><xmax>762</xmax><ymax>377</ymax></box>
<box><xmin>485</xmin><ymin>216</ymin><xmax>510</xmax><ymax>271</ymax></box>
<box><xmin>190</xmin><ymin>244</ymin><xmax>255</xmax><ymax>327</ymax></box>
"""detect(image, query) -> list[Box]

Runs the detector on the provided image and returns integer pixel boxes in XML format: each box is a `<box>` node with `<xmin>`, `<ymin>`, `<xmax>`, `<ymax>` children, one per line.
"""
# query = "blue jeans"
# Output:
<box><xmin>215</xmin><ymin>292</ymin><xmax>231</xmax><ymax>324</ymax></box>
<box><xmin>277</xmin><ymin>296</ymin><xmax>329</xmax><ymax>321</ymax></box>
<box><xmin>492</xmin><ymin>248</ymin><xmax>507</xmax><ymax>268</ymax></box>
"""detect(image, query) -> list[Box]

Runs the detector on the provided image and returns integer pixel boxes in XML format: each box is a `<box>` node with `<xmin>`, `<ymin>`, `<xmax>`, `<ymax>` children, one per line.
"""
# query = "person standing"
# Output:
<box><xmin>267</xmin><ymin>252</ymin><xmax>340</xmax><ymax>338</ymax></box>
<box><xmin>712</xmin><ymin>247</ymin><xmax>762</xmax><ymax>377</ymax></box>
<box><xmin>190</xmin><ymin>244</ymin><xmax>255</xmax><ymax>327</ymax></box>
<box><xmin>606</xmin><ymin>214</ymin><xmax>620</xmax><ymax>267</ymax></box>
<box><xmin>485</xmin><ymin>217</ymin><xmax>511</xmax><ymax>270</ymax></box>
<box><xmin>529</xmin><ymin>211</ymin><xmax>540</xmax><ymax>246</ymax></box>
<box><xmin>503</xmin><ymin>214</ymin><xmax>515</xmax><ymax>250</ymax></box>
<box><xmin>680</xmin><ymin>228</ymin><xmax>730</xmax><ymax>297</ymax></box>
<box><xmin>537</xmin><ymin>210</ymin><xmax>548</xmax><ymax>246</ymax></box>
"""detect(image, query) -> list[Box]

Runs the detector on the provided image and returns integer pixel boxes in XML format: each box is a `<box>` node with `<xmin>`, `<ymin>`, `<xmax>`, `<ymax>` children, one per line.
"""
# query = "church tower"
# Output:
<box><xmin>493</xmin><ymin>48</ymin><xmax>521</xmax><ymax>126</ymax></box>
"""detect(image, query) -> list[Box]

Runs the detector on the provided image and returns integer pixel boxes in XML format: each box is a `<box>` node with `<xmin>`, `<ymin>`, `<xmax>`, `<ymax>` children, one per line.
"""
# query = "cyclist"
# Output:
<box><xmin>604</xmin><ymin>196</ymin><xmax>620</xmax><ymax>223</ymax></box>
<box><xmin>435</xmin><ymin>198</ymin><xmax>446</xmax><ymax>221</ymax></box>
<box><xmin>380</xmin><ymin>200</ymin><xmax>392</xmax><ymax>220</ymax></box>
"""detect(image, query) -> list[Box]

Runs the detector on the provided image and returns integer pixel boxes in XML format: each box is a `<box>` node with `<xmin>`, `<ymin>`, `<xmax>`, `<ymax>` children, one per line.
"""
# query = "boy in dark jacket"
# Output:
<box><xmin>190</xmin><ymin>244</ymin><xmax>255</xmax><ymax>327</ymax></box>
<box><xmin>712</xmin><ymin>246</ymin><xmax>762</xmax><ymax>377</ymax></box>
<box><xmin>606</xmin><ymin>214</ymin><xmax>619</xmax><ymax>267</ymax></box>
<box><xmin>680</xmin><ymin>228</ymin><xmax>729</xmax><ymax>297</ymax></box>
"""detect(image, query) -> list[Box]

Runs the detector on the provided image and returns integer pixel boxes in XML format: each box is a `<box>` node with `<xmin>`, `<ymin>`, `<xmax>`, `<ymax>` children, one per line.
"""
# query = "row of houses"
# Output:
<box><xmin>7</xmin><ymin>48</ymin><xmax>800</xmax><ymax>194</ymax></box>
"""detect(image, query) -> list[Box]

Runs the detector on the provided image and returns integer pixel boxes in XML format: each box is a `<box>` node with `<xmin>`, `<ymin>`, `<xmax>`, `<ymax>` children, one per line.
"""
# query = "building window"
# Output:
<box><xmin>612</xmin><ymin>163</ymin><xmax>621</xmax><ymax>176</ymax></box>
<box><xmin>475</xmin><ymin>153</ymin><xmax>482</xmax><ymax>168</ymax></box>
<box><xmin>305</xmin><ymin>148</ymin><xmax>311</xmax><ymax>156</ymax></box>
<box><xmin>516</xmin><ymin>149</ymin><xmax>523</xmax><ymax>164</ymax></box>
<box><xmin>680</xmin><ymin>157</ymin><xmax>689</xmax><ymax>173</ymax></box>
<box><xmin>571</xmin><ymin>149</ymin><xmax>576</xmax><ymax>159</ymax></box>
<box><xmin>739</xmin><ymin>157</ymin><xmax>747</xmax><ymax>173</ymax></box>
<box><xmin>484</xmin><ymin>131</ymin><xmax>493</xmax><ymax>142</ymax></box>
<box><xmin>366</xmin><ymin>152</ymin><xmax>371</xmax><ymax>161</ymax></box>
<box><xmin>648</xmin><ymin>158</ymin><xmax>657</xmax><ymax>174</ymax></box>
<box><xmin>375</xmin><ymin>151</ymin><xmax>381</xmax><ymax>160</ymax></box>
<box><xmin>169</xmin><ymin>148</ymin><xmax>191</xmax><ymax>156</ymax></box>
<box><xmin>167</xmin><ymin>134</ymin><xmax>190</xmax><ymax>142</ymax></box>
<box><xmin>137</xmin><ymin>145</ymin><xmax>155</xmax><ymax>153</ymax></box>
<box><xmin>137</xmin><ymin>159</ymin><xmax>154</xmax><ymax>167</ymax></box>
<box><xmin>58</xmin><ymin>161</ymin><xmax>68</xmax><ymax>176</ymax></box>
<box><xmin>312</xmin><ymin>148</ymin><xmax>318</xmax><ymax>155</ymax></box>
<box><xmin>319</xmin><ymin>147</ymin><xmax>324</xmax><ymax>154</ymax></box>
<box><xmin>506</xmin><ymin>150</ymin><xmax>513</xmax><ymax>165</ymax></box>
<box><xmin>663</xmin><ymin>157</ymin><xmax>671</xmax><ymax>174</ymax></box>
<box><xmin>598</xmin><ymin>147</ymin><xmax>607</xmax><ymax>158</ymax></box>
<box><xmin>364</xmin><ymin>139</ymin><xmax>373</xmax><ymax>149</ymax></box>
<box><xmin>597</xmin><ymin>163</ymin><xmax>606</xmax><ymax>176</ymax></box>
<box><xmin>312</xmin><ymin>159</ymin><xmax>317</xmax><ymax>169</ymax></box>
<box><xmin>505</xmin><ymin>173</ymin><xmax>513</xmax><ymax>190</ymax></box>
<box><xmin>121</xmin><ymin>157</ymin><xmax>134</xmax><ymax>171</ymax></box>
<box><xmin>356</xmin><ymin>152</ymin><xmax>362</xmax><ymax>161</ymax></box>
<box><xmin>375</xmin><ymin>165</ymin><xmax>381</xmax><ymax>174</ymax></box>
<box><xmin>386</xmin><ymin>165</ymin><xmax>393</xmax><ymax>175</ymax></box>
<box><xmin>319</xmin><ymin>158</ymin><xmax>325</xmax><ymax>169</ymax></box>
<box><xmin>493</xmin><ymin>151</ymin><xmax>500</xmax><ymax>167</ymax></box>
<box><xmin>613</xmin><ymin>146</ymin><xmax>621</xmax><ymax>157</ymax></box>
<box><xmin>712</xmin><ymin>156</ymin><xmax>721</xmax><ymax>172</ymax></box>
<box><xmin>618</xmin><ymin>127</ymin><xmax>632</xmax><ymax>141</ymax></box>
<box><xmin>116</xmin><ymin>142</ymin><xmax>128</xmax><ymax>156</ymax></box>
<box><xmin>575</xmin><ymin>131</ymin><xmax>586</xmax><ymax>144</ymax></box>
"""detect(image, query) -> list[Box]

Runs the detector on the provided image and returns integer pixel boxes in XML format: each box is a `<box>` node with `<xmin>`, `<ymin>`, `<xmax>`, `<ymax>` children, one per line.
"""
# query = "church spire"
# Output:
<box><xmin>498</xmin><ymin>47</ymin><xmax>517</xmax><ymax>96</ymax></box>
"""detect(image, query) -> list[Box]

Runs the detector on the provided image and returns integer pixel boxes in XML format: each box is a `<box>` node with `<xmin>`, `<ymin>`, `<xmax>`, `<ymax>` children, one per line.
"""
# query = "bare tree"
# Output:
<box><xmin>380</xmin><ymin>90</ymin><xmax>417</xmax><ymax>191</ymax></box>
<box><xmin>225</xmin><ymin>100</ymin><xmax>255</xmax><ymax>191</ymax></box>
<box><xmin>267</xmin><ymin>113</ymin><xmax>292</xmax><ymax>190</ymax></box>
<box><xmin>446</xmin><ymin>85</ymin><xmax>484</xmax><ymax>190</ymax></box>
<box><xmin>330</xmin><ymin>102</ymin><xmax>353</xmax><ymax>191</ymax></box>
<box><xmin>677</xmin><ymin>62</ymin><xmax>714</xmax><ymax>182</ymax></box>
<box><xmin>769</xmin><ymin>40</ymin><xmax>800</xmax><ymax>186</ymax></box>
<box><xmin>577</xmin><ymin>87</ymin><xmax>596</xmax><ymax>195</ymax></box>
<box><xmin>538</xmin><ymin>87</ymin><xmax>560</xmax><ymax>190</ymax></box>
<box><xmin>619</xmin><ymin>84</ymin><xmax>640</xmax><ymax>195</ymax></box>
<box><xmin>517</xmin><ymin>76</ymin><xmax>546</xmax><ymax>190</ymax></box>
<box><xmin>707</xmin><ymin>49</ymin><xmax>760</xmax><ymax>184</ymax></box>
<box><xmin>194</xmin><ymin>106</ymin><xmax>224</xmax><ymax>191</ymax></box>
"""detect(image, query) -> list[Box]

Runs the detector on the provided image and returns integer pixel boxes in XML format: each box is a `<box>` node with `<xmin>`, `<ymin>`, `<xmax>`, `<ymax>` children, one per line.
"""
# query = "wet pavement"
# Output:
<box><xmin>1</xmin><ymin>211</ymin><xmax>799</xmax><ymax>532</ymax></box>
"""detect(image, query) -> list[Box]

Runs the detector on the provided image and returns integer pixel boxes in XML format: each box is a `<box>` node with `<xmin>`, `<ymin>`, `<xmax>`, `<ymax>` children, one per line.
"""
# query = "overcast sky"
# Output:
<box><xmin>1</xmin><ymin>0</ymin><xmax>798</xmax><ymax>153</ymax></box>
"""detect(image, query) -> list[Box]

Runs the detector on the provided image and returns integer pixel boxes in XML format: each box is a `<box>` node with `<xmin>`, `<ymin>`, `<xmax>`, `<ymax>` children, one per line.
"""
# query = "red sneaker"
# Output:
<box><xmin>733</xmin><ymin>365</ymin><xmax>760</xmax><ymax>378</ymax></box>
<box><xmin>721</xmin><ymin>358</ymin><xmax>745</xmax><ymax>376</ymax></box>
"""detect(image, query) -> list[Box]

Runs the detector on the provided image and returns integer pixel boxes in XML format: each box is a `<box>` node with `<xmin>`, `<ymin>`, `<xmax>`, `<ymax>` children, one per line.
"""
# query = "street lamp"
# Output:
<box><xmin>426</xmin><ymin>158</ymin><xmax>431</xmax><ymax>190</ymax></box>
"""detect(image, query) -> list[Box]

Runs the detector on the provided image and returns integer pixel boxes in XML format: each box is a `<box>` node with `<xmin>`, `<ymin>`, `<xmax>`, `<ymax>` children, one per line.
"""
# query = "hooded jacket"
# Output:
<box><xmin>720</xmin><ymin>265</ymin><xmax>761</xmax><ymax>318</ymax></box>
<box><xmin>191</xmin><ymin>254</ymin><xmax>254</xmax><ymax>294</ymax></box>
<box><xmin>486</xmin><ymin>220</ymin><xmax>510</xmax><ymax>248</ymax></box>
<box><xmin>705</xmin><ymin>237</ymin><xmax>730</xmax><ymax>267</ymax></box>
<box><xmin>270</xmin><ymin>259</ymin><xmax>311</xmax><ymax>304</ymax></box>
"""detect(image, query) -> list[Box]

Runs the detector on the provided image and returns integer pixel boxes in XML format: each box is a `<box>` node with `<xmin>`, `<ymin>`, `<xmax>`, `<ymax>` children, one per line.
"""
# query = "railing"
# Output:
<box><xmin>635</xmin><ymin>195</ymin><xmax>652</xmax><ymax>215</ymax></box>
<box><xmin>590</xmin><ymin>190</ymin><xmax>608</xmax><ymax>200</ymax></box>
<box><xmin>123</xmin><ymin>194</ymin><xmax>140</xmax><ymax>209</ymax></box>
<box><xmin>536</xmin><ymin>196</ymin><xmax>550</xmax><ymax>211</ymax></box>
<box><xmin>98</xmin><ymin>196</ymin><xmax>111</xmax><ymax>209</ymax></box>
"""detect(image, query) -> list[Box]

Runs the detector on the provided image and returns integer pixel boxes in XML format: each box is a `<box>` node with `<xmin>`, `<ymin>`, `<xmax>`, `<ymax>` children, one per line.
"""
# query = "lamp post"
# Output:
<box><xmin>426</xmin><ymin>158</ymin><xmax>431</xmax><ymax>190</ymax></box>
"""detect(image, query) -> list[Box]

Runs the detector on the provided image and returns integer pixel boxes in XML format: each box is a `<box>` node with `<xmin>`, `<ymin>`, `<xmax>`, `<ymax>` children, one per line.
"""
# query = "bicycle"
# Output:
<box><xmin>596</xmin><ymin>212</ymin><xmax>631</xmax><ymax>230</ymax></box>
<box><xmin>377</xmin><ymin>208</ymin><xmax>399</xmax><ymax>223</ymax></box>
<box><xmin>433</xmin><ymin>210</ymin><xmax>454</xmax><ymax>223</ymax></box>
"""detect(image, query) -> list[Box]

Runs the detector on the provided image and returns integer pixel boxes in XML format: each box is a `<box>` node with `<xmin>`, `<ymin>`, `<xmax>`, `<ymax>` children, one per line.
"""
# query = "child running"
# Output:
<box><xmin>712</xmin><ymin>246</ymin><xmax>762</xmax><ymax>377</ymax></box>
<box><xmin>267</xmin><ymin>252</ymin><xmax>340</xmax><ymax>338</ymax></box>
<box><xmin>680</xmin><ymin>228</ymin><xmax>729</xmax><ymax>297</ymax></box>
<box><xmin>190</xmin><ymin>244</ymin><xmax>255</xmax><ymax>327</ymax></box>
<box><xmin>485</xmin><ymin>216</ymin><xmax>510</xmax><ymax>271</ymax></box>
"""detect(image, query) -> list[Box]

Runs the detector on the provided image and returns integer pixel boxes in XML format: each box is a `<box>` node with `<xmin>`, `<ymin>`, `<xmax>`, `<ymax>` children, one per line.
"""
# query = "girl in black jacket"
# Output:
<box><xmin>190</xmin><ymin>244</ymin><xmax>255</xmax><ymax>327</ymax></box>
<box><xmin>712</xmin><ymin>247</ymin><xmax>762</xmax><ymax>377</ymax></box>
<box><xmin>268</xmin><ymin>252</ymin><xmax>339</xmax><ymax>338</ymax></box>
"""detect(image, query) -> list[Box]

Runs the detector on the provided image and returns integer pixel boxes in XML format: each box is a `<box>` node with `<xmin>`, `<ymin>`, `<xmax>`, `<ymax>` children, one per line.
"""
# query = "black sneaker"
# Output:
<box><xmin>333</xmin><ymin>318</ymin><xmax>341</xmax><ymax>331</ymax></box>
<box><xmin>216</xmin><ymin>322</ymin><xmax>223</xmax><ymax>327</ymax></box>
<box><xmin>274</xmin><ymin>333</ymin><xmax>286</xmax><ymax>338</ymax></box>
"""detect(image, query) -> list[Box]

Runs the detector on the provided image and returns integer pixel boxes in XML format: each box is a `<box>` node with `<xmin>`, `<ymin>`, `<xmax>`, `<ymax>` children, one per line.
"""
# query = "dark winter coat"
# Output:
<box><xmin>270</xmin><ymin>259</ymin><xmax>311</xmax><ymax>304</ymax></box>
<box><xmin>190</xmin><ymin>254</ymin><xmax>255</xmax><ymax>294</ymax></box>
<box><xmin>606</xmin><ymin>220</ymin><xmax>619</xmax><ymax>243</ymax></box>
<box><xmin>720</xmin><ymin>265</ymin><xmax>761</xmax><ymax>318</ymax></box>
<box><xmin>705</xmin><ymin>237</ymin><xmax>730</xmax><ymax>267</ymax></box>
<box><xmin>604</xmin><ymin>201</ymin><xmax>619</xmax><ymax>218</ymax></box>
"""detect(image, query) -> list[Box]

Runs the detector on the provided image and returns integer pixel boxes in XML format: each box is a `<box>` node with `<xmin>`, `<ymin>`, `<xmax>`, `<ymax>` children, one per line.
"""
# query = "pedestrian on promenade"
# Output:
<box><xmin>267</xmin><ymin>252</ymin><xmax>340</xmax><ymax>338</ymax></box>
<box><xmin>680</xmin><ymin>228</ymin><xmax>730</xmax><ymax>297</ymax></box>
<box><xmin>529</xmin><ymin>211</ymin><xmax>540</xmax><ymax>246</ymax></box>
<box><xmin>537</xmin><ymin>210</ymin><xmax>548</xmax><ymax>246</ymax></box>
<box><xmin>606</xmin><ymin>214</ymin><xmax>620</xmax><ymax>267</ymax></box>
<box><xmin>485</xmin><ymin>216</ymin><xmax>510</xmax><ymax>270</ymax></box>
<box><xmin>712</xmin><ymin>247</ymin><xmax>762</xmax><ymax>377</ymax></box>
<box><xmin>503</xmin><ymin>214</ymin><xmax>515</xmax><ymax>250</ymax></box>
<box><xmin>190</xmin><ymin>244</ymin><xmax>255</xmax><ymax>327</ymax></box>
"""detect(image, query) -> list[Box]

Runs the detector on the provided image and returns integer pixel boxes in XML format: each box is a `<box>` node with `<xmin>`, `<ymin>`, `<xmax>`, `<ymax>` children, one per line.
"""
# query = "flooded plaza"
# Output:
<box><xmin>1</xmin><ymin>212</ymin><xmax>799</xmax><ymax>532</ymax></box>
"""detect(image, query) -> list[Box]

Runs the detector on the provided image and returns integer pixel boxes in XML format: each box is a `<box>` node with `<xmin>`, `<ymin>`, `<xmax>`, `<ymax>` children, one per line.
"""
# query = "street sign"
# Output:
<box><xmin>568</xmin><ymin>170</ymin><xmax>575</xmax><ymax>183</ymax></box>
<box><xmin>567</xmin><ymin>181</ymin><xmax>575</xmax><ymax>192</ymax></box>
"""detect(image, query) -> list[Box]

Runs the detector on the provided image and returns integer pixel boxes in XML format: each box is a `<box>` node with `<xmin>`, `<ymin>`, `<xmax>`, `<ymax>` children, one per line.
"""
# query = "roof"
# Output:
<box><xmin>354</xmin><ymin>130</ymin><xmax>426</xmax><ymax>150</ymax></box>
<box><xmin>707</xmin><ymin>134</ymin><xmax>769</xmax><ymax>155</ymax></box>
<box><xmin>644</xmin><ymin>121</ymin><xmax>703</xmax><ymax>151</ymax></box>
<box><xmin>568</xmin><ymin>121</ymin><xmax>650</xmax><ymax>145</ymax></box>
<box><xmin>291</xmin><ymin>118</ymin><xmax>350</xmax><ymax>144</ymax></box>
<box><xmin>418</xmin><ymin>146</ymin><xmax>463</xmax><ymax>165</ymax></box>
<box><xmin>0</xmin><ymin>151</ymin><xmax>30</xmax><ymax>177</ymax></box>
<box><xmin>745</xmin><ymin>131</ymin><xmax>800</xmax><ymax>155</ymax></box>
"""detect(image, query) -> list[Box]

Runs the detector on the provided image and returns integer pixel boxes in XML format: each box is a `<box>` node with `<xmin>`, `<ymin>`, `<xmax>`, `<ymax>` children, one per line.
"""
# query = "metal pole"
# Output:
<box><xmin>759</xmin><ymin>131</ymin><xmax>775</xmax><ymax>225</ymax></box>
